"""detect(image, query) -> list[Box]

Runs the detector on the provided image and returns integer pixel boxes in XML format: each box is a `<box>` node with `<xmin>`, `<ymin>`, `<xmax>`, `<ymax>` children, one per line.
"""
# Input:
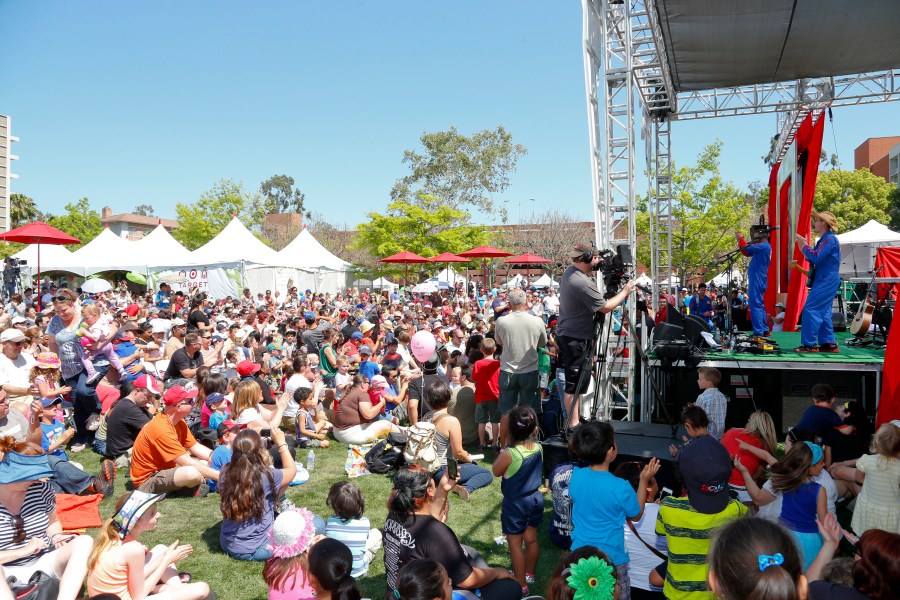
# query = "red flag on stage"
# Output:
<box><xmin>874</xmin><ymin>247</ymin><xmax>900</xmax><ymax>427</ymax></box>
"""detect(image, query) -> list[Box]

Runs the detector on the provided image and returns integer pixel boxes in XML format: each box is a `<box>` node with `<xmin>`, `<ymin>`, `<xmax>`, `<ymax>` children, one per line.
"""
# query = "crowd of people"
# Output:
<box><xmin>0</xmin><ymin>241</ymin><xmax>894</xmax><ymax>600</ymax></box>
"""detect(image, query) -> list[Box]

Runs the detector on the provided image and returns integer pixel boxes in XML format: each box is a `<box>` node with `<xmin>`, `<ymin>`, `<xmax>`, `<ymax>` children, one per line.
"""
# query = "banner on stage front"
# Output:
<box><xmin>148</xmin><ymin>267</ymin><xmax>242</xmax><ymax>298</ymax></box>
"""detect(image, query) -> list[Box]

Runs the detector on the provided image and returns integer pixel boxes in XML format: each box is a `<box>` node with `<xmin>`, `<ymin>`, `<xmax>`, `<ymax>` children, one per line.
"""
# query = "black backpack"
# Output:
<box><xmin>365</xmin><ymin>432</ymin><xmax>408</xmax><ymax>474</ymax></box>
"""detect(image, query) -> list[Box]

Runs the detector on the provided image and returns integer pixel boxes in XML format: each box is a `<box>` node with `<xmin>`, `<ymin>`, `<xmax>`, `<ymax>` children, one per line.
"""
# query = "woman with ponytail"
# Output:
<box><xmin>0</xmin><ymin>436</ymin><xmax>94</xmax><ymax>600</ymax></box>
<box><xmin>306</xmin><ymin>538</ymin><xmax>360</xmax><ymax>600</ymax></box>
<box><xmin>86</xmin><ymin>491</ymin><xmax>210</xmax><ymax>599</ymax></box>
<box><xmin>708</xmin><ymin>518</ymin><xmax>806</xmax><ymax>600</ymax></box>
<box><xmin>396</xmin><ymin>558</ymin><xmax>452</xmax><ymax>600</ymax></box>
<box><xmin>218</xmin><ymin>428</ymin><xmax>295</xmax><ymax>561</ymax></box>
<box><xmin>382</xmin><ymin>466</ymin><xmax>519</xmax><ymax>600</ymax></box>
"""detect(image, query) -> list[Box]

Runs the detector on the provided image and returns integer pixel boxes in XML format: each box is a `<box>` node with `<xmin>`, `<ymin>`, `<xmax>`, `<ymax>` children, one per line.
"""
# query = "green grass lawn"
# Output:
<box><xmin>73</xmin><ymin>442</ymin><xmax>567</xmax><ymax>598</ymax></box>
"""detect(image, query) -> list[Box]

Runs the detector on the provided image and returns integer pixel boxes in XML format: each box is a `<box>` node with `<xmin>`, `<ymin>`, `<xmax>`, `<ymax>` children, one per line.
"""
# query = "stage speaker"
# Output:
<box><xmin>832</xmin><ymin>311</ymin><xmax>847</xmax><ymax>332</ymax></box>
<box><xmin>684</xmin><ymin>315</ymin><xmax>712</xmax><ymax>347</ymax></box>
<box><xmin>653</xmin><ymin>322</ymin><xmax>685</xmax><ymax>343</ymax></box>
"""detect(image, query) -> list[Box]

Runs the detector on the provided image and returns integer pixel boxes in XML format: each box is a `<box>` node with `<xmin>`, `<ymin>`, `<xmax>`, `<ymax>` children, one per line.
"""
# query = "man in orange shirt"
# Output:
<box><xmin>129</xmin><ymin>385</ymin><xmax>219</xmax><ymax>496</ymax></box>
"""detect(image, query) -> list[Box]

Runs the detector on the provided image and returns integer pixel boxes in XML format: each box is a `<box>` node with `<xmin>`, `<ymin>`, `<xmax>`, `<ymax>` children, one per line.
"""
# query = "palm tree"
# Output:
<box><xmin>10</xmin><ymin>193</ymin><xmax>38</xmax><ymax>228</ymax></box>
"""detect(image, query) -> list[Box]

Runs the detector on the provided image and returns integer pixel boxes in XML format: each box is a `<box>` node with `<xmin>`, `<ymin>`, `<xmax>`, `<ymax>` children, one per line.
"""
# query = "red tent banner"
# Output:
<box><xmin>766</xmin><ymin>112</ymin><xmax>826</xmax><ymax>331</ymax></box>
<box><xmin>874</xmin><ymin>247</ymin><xmax>900</xmax><ymax>427</ymax></box>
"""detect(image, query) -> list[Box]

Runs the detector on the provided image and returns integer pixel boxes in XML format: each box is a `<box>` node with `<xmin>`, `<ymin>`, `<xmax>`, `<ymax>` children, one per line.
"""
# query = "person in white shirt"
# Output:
<box><xmin>543</xmin><ymin>288</ymin><xmax>560</xmax><ymax>315</ymax></box>
<box><xmin>772</xmin><ymin>302</ymin><xmax>786</xmax><ymax>332</ymax></box>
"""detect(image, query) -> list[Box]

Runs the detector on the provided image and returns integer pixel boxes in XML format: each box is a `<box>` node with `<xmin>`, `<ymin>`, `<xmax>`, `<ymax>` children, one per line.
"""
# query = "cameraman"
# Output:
<box><xmin>558</xmin><ymin>242</ymin><xmax>635</xmax><ymax>428</ymax></box>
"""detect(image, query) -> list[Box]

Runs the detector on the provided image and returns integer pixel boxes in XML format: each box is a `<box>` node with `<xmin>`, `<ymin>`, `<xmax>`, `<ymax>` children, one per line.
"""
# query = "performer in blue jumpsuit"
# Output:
<box><xmin>736</xmin><ymin>227</ymin><xmax>772</xmax><ymax>335</ymax></box>
<box><xmin>794</xmin><ymin>210</ymin><xmax>841</xmax><ymax>353</ymax></box>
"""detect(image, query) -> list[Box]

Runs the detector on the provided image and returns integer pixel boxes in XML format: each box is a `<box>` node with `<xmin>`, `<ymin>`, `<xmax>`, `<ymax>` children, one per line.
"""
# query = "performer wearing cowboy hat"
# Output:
<box><xmin>793</xmin><ymin>210</ymin><xmax>841</xmax><ymax>353</ymax></box>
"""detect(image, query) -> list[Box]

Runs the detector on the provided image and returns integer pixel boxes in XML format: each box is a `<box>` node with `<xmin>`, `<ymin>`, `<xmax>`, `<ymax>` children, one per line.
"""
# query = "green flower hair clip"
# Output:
<box><xmin>565</xmin><ymin>555</ymin><xmax>617</xmax><ymax>600</ymax></box>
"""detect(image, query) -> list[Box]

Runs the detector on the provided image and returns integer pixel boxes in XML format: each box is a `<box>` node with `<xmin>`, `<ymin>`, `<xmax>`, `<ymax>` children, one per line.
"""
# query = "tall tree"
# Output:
<box><xmin>9</xmin><ymin>193</ymin><xmax>38</xmax><ymax>228</ymax></box>
<box><xmin>391</xmin><ymin>125</ymin><xmax>527</xmax><ymax>217</ymax></box>
<box><xmin>495</xmin><ymin>209</ymin><xmax>594</xmax><ymax>277</ymax></box>
<box><xmin>888</xmin><ymin>187</ymin><xmax>900</xmax><ymax>232</ymax></box>
<box><xmin>260</xmin><ymin>174</ymin><xmax>308</xmax><ymax>216</ymax></box>
<box><xmin>172</xmin><ymin>179</ymin><xmax>266</xmax><ymax>250</ymax></box>
<box><xmin>354</xmin><ymin>196</ymin><xmax>487</xmax><ymax>278</ymax></box>
<box><xmin>132</xmin><ymin>204</ymin><xmax>156</xmax><ymax>217</ymax></box>
<box><xmin>48</xmin><ymin>198</ymin><xmax>103</xmax><ymax>250</ymax></box>
<box><xmin>813</xmin><ymin>169</ymin><xmax>894</xmax><ymax>231</ymax></box>
<box><xmin>636</xmin><ymin>141</ymin><xmax>758</xmax><ymax>285</ymax></box>
<box><xmin>306</xmin><ymin>212</ymin><xmax>372</xmax><ymax>268</ymax></box>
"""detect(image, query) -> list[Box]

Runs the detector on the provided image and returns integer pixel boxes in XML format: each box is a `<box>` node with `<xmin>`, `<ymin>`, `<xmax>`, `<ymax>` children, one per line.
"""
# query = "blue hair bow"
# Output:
<box><xmin>758</xmin><ymin>553</ymin><xmax>784</xmax><ymax>571</ymax></box>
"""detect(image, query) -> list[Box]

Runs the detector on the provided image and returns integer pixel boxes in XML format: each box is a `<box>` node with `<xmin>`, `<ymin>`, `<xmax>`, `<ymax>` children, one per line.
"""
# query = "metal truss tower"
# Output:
<box><xmin>581</xmin><ymin>0</ymin><xmax>900</xmax><ymax>423</ymax></box>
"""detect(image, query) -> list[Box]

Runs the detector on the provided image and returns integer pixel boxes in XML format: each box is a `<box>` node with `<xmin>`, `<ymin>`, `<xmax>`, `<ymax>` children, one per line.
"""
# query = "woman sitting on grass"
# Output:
<box><xmin>86</xmin><ymin>491</ymin><xmax>210</xmax><ymax>600</ymax></box>
<box><xmin>333</xmin><ymin>375</ymin><xmax>399</xmax><ymax>445</ymax></box>
<box><xmin>218</xmin><ymin>428</ymin><xmax>296</xmax><ymax>561</ymax></box>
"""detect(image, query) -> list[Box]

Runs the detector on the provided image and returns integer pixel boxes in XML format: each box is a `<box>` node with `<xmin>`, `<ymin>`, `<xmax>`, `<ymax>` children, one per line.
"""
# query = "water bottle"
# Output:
<box><xmin>307</xmin><ymin>449</ymin><xmax>315</xmax><ymax>471</ymax></box>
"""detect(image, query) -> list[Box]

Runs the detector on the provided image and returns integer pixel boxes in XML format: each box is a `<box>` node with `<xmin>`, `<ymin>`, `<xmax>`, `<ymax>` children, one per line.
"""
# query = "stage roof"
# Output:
<box><xmin>658</xmin><ymin>0</ymin><xmax>900</xmax><ymax>92</ymax></box>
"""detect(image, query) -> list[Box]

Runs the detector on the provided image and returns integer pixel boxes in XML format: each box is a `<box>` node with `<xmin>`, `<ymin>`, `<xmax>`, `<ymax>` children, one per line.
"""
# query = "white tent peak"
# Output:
<box><xmin>190</xmin><ymin>218</ymin><xmax>283</xmax><ymax>266</ymax></box>
<box><xmin>277</xmin><ymin>228</ymin><xmax>350</xmax><ymax>271</ymax></box>
<box><xmin>131</xmin><ymin>224</ymin><xmax>192</xmax><ymax>267</ymax></box>
<box><xmin>836</xmin><ymin>220</ymin><xmax>900</xmax><ymax>244</ymax></box>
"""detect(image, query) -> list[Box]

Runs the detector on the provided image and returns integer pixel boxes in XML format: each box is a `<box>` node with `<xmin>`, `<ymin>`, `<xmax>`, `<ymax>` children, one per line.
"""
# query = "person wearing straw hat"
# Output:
<box><xmin>793</xmin><ymin>210</ymin><xmax>842</xmax><ymax>353</ymax></box>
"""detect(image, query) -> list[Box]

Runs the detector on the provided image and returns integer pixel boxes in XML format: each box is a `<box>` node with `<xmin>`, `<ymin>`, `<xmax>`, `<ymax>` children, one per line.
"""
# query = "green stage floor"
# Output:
<box><xmin>708</xmin><ymin>331</ymin><xmax>884</xmax><ymax>364</ymax></box>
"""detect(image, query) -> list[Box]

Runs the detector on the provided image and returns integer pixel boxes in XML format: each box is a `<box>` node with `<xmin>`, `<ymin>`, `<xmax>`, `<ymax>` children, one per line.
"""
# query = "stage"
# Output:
<box><xmin>647</xmin><ymin>331</ymin><xmax>884</xmax><ymax>435</ymax></box>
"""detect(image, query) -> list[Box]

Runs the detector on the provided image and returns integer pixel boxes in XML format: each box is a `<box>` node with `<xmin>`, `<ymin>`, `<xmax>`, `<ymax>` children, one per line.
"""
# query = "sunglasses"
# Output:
<box><xmin>51</xmin><ymin>295</ymin><xmax>73</xmax><ymax>303</ymax></box>
<box><xmin>5</xmin><ymin>341</ymin><xmax>25</xmax><ymax>347</ymax></box>
<box><xmin>10</xmin><ymin>515</ymin><xmax>25</xmax><ymax>544</ymax></box>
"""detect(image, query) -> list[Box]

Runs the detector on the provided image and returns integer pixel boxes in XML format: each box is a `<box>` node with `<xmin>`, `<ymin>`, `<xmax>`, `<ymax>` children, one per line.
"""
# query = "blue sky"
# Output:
<box><xmin>1</xmin><ymin>0</ymin><xmax>897</xmax><ymax>228</ymax></box>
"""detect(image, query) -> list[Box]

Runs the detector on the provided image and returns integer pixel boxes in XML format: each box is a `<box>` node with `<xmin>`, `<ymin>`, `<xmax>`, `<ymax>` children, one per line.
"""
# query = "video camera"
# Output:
<box><xmin>591</xmin><ymin>244</ymin><xmax>633</xmax><ymax>291</ymax></box>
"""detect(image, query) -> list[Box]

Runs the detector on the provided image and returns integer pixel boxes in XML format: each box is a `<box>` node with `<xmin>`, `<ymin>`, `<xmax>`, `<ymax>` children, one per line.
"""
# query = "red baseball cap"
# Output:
<box><xmin>162</xmin><ymin>385</ymin><xmax>199</xmax><ymax>407</ymax></box>
<box><xmin>125</xmin><ymin>304</ymin><xmax>140</xmax><ymax>317</ymax></box>
<box><xmin>132</xmin><ymin>374</ymin><xmax>161</xmax><ymax>395</ymax></box>
<box><xmin>236</xmin><ymin>360</ymin><xmax>261</xmax><ymax>377</ymax></box>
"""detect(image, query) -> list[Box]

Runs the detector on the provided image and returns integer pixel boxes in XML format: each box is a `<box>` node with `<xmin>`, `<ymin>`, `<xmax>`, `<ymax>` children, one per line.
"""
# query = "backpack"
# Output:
<box><xmin>403</xmin><ymin>414</ymin><xmax>448</xmax><ymax>472</ymax></box>
<box><xmin>365</xmin><ymin>431</ymin><xmax>408</xmax><ymax>474</ymax></box>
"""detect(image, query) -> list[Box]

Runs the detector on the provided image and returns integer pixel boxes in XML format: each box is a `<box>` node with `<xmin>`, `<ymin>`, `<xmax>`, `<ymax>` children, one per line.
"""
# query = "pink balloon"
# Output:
<box><xmin>411</xmin><ymin>330</ymin><xmax>437</xmax><ymax>363</ymax></box>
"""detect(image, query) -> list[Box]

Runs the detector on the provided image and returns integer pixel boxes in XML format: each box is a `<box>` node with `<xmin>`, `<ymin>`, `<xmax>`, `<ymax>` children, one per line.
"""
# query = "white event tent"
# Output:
<box><xmin>835</xmin><ymin>220</ymin><xmax>900</xmax><ymax>277</ymax></box>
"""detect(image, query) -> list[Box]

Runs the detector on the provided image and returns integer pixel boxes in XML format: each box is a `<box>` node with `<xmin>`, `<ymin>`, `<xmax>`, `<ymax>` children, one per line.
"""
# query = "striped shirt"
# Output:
<box><xmin>325</xmin><ymin>516</ymin><xmax>373</xmax><ymax>577</ymax></box>
<box><xmin>655</xmin><ymin>496</ymin><xmax>747</xmax><ymax>600</ymax></box>
<box><xmin>0</xmin><ymin>481</ymin><xmax>55</xmax><ymax>566</ymax></box>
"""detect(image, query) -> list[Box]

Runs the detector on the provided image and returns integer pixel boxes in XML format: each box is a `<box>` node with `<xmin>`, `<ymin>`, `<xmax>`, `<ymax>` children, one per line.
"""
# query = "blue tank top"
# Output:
<box><xmin>501</xmin><ymin>445</ymin><xmax>543</xmax><ymax>499</ymax></box>
<box><xmin>780</xmin><ymin>481</ymin><xmax>821</xmax><ymax>534</ymax></box>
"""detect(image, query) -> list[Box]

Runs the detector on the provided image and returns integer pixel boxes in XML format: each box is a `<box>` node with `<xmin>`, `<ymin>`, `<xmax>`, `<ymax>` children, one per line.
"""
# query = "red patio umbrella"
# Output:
<box><xmin>503</xmin><ymin>252</ymin><xmax>553</xmax><ymax>285</ymax></box>
<box><xmin>428</xmin><ymin>252</ymin><xmax>468</xmax><ymax>289</ymax></box>
<box><xmin>457</xmin><ymin>245</ymin><xmax>513</xmax><ymax>291</ymax></box>
<box><xmin>379</xmin><ymin>250</ymin><xmax>430</xmax><ymax>288</ymax></box>
<box><xmin>0</xmin><ymin>221</ymin><xmax>81</xmax><ymax>310</ymax></box>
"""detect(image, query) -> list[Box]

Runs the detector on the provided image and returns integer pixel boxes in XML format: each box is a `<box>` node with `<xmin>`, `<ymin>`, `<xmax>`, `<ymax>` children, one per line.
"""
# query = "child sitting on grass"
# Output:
<box><xmin>323</xmin><ymin>481</ymin><xmax>382</xmax><ymax>578</ymax></box>
<box><xmin>208</xmin><ymin>419</ymin><xmax>243</xmax><ymax>492</ymax></box>
<box><xmin>86</xmin><ymin>491</ymin><xmax>210</xmax><ymax>600</ymax></box>
<box><xmin>263</xmin><ymin>508</ymin><xmax>318</xmax><ymax>600</ymax></box>
<box><xmin>39</xmin><ymin>396</ymin><xmax>75</xmax><ymax>459</ymax></box>
<box><xmin>568</xmin><ymin>421</ymin><xmax>660</xmax><ymax>596</ymax></box>
<box><xmin>295</xmin><ymin>385</ymin><xmax>331</xmax><ymax>448</ymax></box>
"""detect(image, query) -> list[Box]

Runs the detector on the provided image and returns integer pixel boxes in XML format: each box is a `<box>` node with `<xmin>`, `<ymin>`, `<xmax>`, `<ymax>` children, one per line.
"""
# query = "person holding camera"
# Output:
<box><xmin>558</xmin><ymin>242</ymin><xmax>635</xmax><ymax>429</ymax></box>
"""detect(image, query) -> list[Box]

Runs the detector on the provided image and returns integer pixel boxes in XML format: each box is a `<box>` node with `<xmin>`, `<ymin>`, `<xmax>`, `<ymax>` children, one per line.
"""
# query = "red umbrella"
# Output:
<box><xmin>428</xmin><ymin>252</ymin><xmax>468</xmax><ymax>289</ymax></box>
<box><xmin>379</xmin><ymin>250</ymin><xmax>430</xmax><ymax>287</ymax></box>
<box><xmin>0</xmin><ymin>222</ymin><xmax>81</xmax><ymax>310</ymax></box>
<box><xmin>503</xmin><ymin>253</ymin><xmax>553</xmax><ymax>285</ymax></box>
<box><xmin>457</xmin><ymin>245</ymin><xmax>513</xmax><ymax>291</ymax></box>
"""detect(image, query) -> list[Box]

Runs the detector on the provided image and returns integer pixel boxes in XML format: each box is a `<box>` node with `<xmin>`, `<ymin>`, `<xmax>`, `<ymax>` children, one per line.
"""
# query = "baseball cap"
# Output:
<box><xmin>370</xmin><ymin>374</ymin><xmax>387</xmax><ymax>389</ymax></box>
<box><xmin>40</xmin><ymin>397</ymin><xmax>61</xmax><ymax>408</ymax></box>
<box><xmin>10</xmin><ymin>316</ymin><xmax>27</xmax><ymax>325</ymax></box>
<box><xmin>236</xmin><ymin>360</ymin><xmax>261</xmax><ymax>377</ymax></box>
<box><xmin>162</xmin><ymin>385</ymin><xmax>199</xmax><ymax>407</ymax></box>
<box><xmin>0</xmin><ymin>329</ymin><xmax>26</xmax><ymax>343</ymax></box>
<box><xmin>304</xmin><ymin>311</ymin><xmax>316</xmax><ymax>323</ymax></box>
<box><xmin>132</xmin><ymin>374</ymin><xmax>161</xmax><ymax>395</ymax></box>
<box><xmin>125</xmin><ymin>304</ymin><xmax>140</xmax><ymax>317</ymax></box>
<box><xmin>205</xmin><ymin>392</ymin><xmax>227</xmax><ymax>408</ymax></box>
<box><xmin>172</xmin><ymin>317</ymin><xmax>186</xmax><ymax>327</ymax></box>
<box><xmin>568</xmin><ymin>241</ymin><xmax>594</xmax><ymax>258</ymax></box>
<box><xmin>267</xmin><ymin>342</ymin><xmax>283</xmax><ymax>352</ymax></box>
<box><xmin>216</xmin><ymin>419</ymin><xmax>245</xmax><ymax>438</ymax></box>
<box><xmin>151</xmin><ymin>321</ymin><xmax>168</xmax><ymax>334</ymax></box>
<box><xmin>359</xmin><ymin>345</ymin><xmax>372</xmax><ymax>356</ymax></box>
<box><xmin>775</xmin><ymin>302</ymin><xmax>786</xmax><ymax>308</ymax></box>
<box><xmin>350</xmin><ymin>331</ymin><xmax>363</xmax><ymax>340</ymax></box>
<box><xmin>678</xmin><ymin>435</ymin><xmax>733</xmax><ymax>514</ymax></box>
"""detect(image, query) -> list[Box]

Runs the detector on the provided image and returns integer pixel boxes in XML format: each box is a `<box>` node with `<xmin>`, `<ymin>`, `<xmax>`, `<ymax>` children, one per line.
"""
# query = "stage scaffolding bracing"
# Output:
<box><xmin>580</xmin><ymin>0</ymin><xmax>900</xmax><ymax>423</ymax></box>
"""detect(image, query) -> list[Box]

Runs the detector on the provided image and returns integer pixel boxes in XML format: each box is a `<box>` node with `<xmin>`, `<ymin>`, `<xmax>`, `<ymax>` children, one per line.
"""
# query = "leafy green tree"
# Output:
<box><xmin>888</xmin><ymin>187</ymin><xmax>900</xmax><ymax>232</ymax></box>
<box><xmin>637</xmin><ymin>141</ymin><xmax>758</xmax><ymax>284</ymax></box>
<box><xmin>354</xmin><ymin>196</ymin><xmax>487</xmax><ymax>278</ymax></box>
<box><xmin>133</xmin><ymin>204</ymin><xmax>155</xmax><ymax>217</ymax></box>
<box><xmin>813</xmin><ymin>169</ymin><xmax>894</xmax><ymax>231</ymax></box>
<box><xmin>9</xmin><ymin>193</ymin><xmax>38</xmax><ymax>228</ymax></box>
<box><xmin>391</xmin><ymin>125</ymin><xmax>527</xmax><ymax>217</ymax></box>
<box><xmin>260</xmin><ymin>174</ymin><xmax>308</xmax><ymax>216</ymax></box>
<box><xmin>48</xmin><ymin>198</ymin><xmax>103</xmax><ymax>250</ymax></box>
<box><xmin>173</xmin><ymin>179</ymin><xmax>266</xmax><ymax>250</ymax></box>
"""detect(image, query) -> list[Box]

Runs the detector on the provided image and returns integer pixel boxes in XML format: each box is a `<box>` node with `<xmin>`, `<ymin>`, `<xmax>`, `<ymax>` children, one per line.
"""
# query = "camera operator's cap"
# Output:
<box><xmin>0</xmin><ymin>329</ymin><xmax>26</xmax><ymax>343</ymax></box>
<box><xmin>678</xmin><ymin>435</ymin><xmax>733</xmax><ymax>514</ymax></box>
<box><xmin>569</xmin><ymin>241</ymin><xmax>594</xmax><ymax>258</ymax></box>
<box><xmin>811</xmin><ymin>210</ymin><xmax>838</xmax><ymax>231</ymax></box>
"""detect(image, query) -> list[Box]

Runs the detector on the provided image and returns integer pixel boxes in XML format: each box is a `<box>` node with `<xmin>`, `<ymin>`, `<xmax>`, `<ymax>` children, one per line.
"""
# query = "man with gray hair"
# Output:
<box><xmin>494</xmin><ymin>287</ymin><xmax>547</xmax><ymax>447</ymax></box>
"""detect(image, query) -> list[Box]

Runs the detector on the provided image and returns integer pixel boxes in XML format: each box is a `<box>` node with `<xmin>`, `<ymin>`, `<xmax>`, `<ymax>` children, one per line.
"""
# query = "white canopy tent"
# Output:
<box><xmin>188</xmin><ymin>217</ymin><xmax>284</xmax><ymax>267</ymax></box>
<box><xmin>835</xmin><ymin>220</ymin><xmax>900</xmax><ymax>276</ymax></box>
<box><xmin>277</xmin><ymin>228</ymin><xmax>351</xmax><ymax>271</ymax></box>
<box><xmin>130</xmin><ymin>224</ymin><xmax>193</xmax><ymax>267</ymax></box>
<box><xmin>708</xmin><ymin>269</ymin><xmax>743</xmax><ymax>287</ymax></box>
<box><xmin>531</xmin><ymin>273</ymin><xmax>559</xmax><ymax>288</ymax></box>
<box><xmin>36</xmin><ymin>228</ymin><xmax>148</xmax><ymax>277</ymax></box>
